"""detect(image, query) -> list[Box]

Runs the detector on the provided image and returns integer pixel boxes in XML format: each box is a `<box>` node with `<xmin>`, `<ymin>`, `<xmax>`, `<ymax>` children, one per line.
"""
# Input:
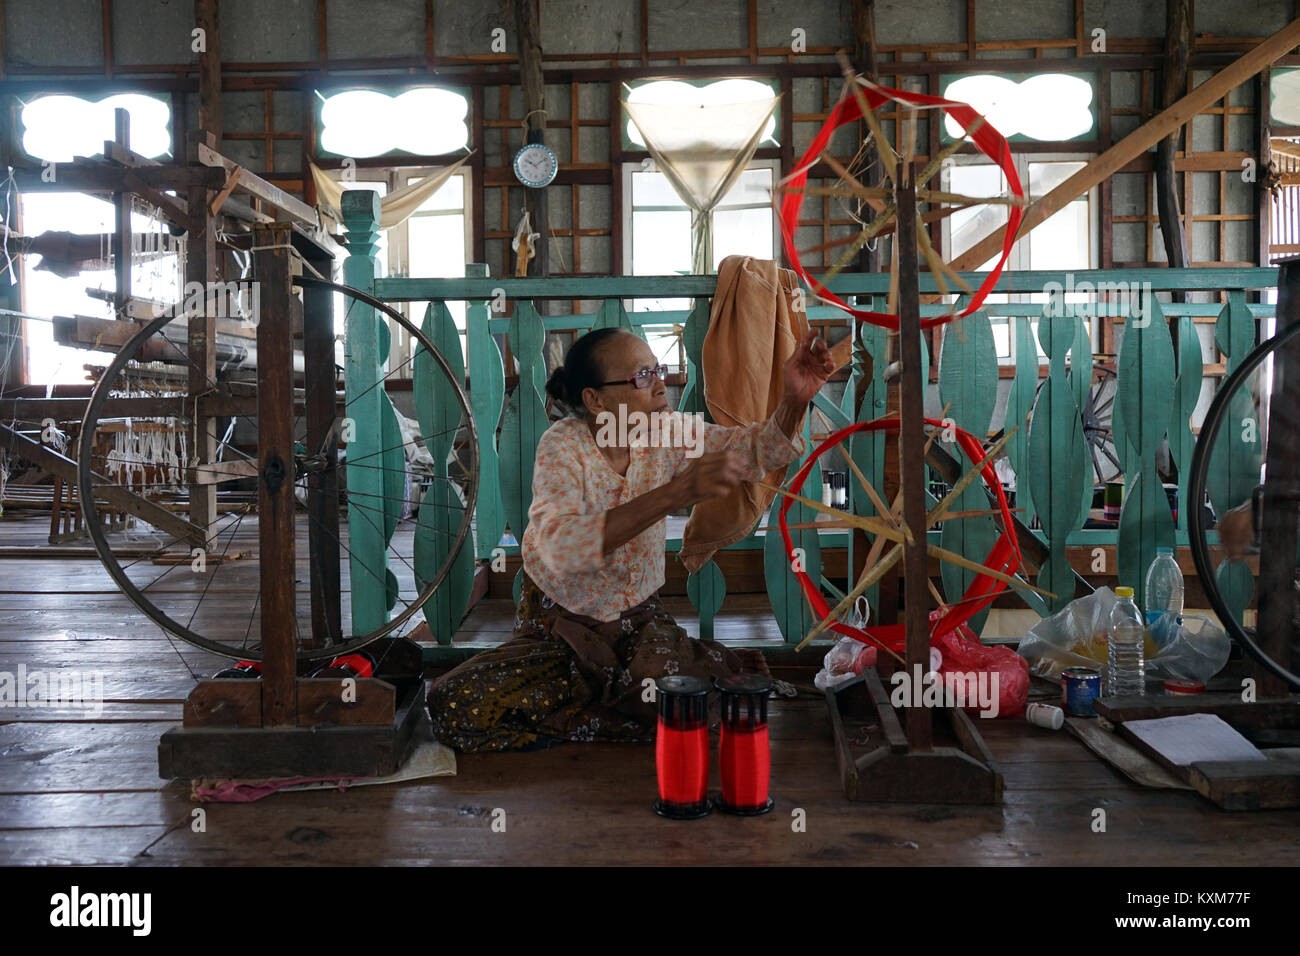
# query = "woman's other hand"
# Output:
<box><xmin>782</xmin><ymin>328</ymin><xmax>836</xmax><ymax>404</ymax></box>
<box><xmin>671</xmin><ymin>450</ymin><xmax>747</xmax><ymax>507</ymax></box>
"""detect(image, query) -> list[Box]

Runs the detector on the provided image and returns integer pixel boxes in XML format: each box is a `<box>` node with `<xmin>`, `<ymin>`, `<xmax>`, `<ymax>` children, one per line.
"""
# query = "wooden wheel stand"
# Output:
<box><xmin>824</xmin><ymin>165</ymin><xmax>1003</xmax><ymax>805</ymax></box>
<box><xmin>157</xmin><ymin>224</ymin><xmax>425</xmax><ymax>781</ymax></box>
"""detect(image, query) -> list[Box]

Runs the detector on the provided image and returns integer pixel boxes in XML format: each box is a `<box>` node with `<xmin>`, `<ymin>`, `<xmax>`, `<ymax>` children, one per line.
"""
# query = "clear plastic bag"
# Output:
<box><xmin>814</xmin><ymin>598</ymin><xmax>877</xmax><ymax>691</ymax></box>
<box><xmin>1016</xmin><ymin>587</ymin><xmax>1119</xmax><ymax>680</ymax></box>
<box><xmin>1144</xmin><ymin>613</ymin><xmax>1231</xmax><ymax>683</ymax></box>
<box><xmin>1016</xmin><ymin>587</ymin><xmax>1231</xmax><ymax>685</ymax></box>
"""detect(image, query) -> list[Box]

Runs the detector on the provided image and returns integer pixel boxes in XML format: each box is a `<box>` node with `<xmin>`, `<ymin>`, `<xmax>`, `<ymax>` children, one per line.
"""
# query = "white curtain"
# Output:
<box><xmin>623</xmin><ymin>96</ymin><xmax>777</xmax><ymax>274</ymax></box>
<box><xmin>309</xmin><ymin>153</ymin><xmax>472</xmax><ymax>232</ymax></box>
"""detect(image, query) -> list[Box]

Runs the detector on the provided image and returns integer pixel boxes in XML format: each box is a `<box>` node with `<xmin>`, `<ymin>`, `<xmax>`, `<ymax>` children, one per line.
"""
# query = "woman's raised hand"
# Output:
<box><xmin>782</xmin><ymin>328</ymin><xmax>836</xmax><ymax>405</ymax></box>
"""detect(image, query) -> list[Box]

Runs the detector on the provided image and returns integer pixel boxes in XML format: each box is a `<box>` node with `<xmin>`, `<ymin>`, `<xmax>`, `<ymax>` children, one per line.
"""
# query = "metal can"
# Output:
<box><xmin>1061</xmin><ymin>667</ymin><xmax>1102</xmax><ymax>716</ymax></box>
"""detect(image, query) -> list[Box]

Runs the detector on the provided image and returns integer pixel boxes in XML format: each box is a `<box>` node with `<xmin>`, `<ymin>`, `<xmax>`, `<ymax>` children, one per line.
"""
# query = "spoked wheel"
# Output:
<box><xmin>1081</xmin><ymin>363</ymin><xmax>1121</xmax><ymax>484</ymax></box>
<box><xmin>1031</xmin><ymin>362</ymin><xmax>1121</xmax><ymax>486</ymax></box>
<box><xmin>77</xmin><ymin>276</ymin><xmax>478</xmax><ymax>662</ymax></box>
<box><xmin>1188</xmin><ymin>320</ymin><xmax>1300</xmax><ymax>690</ymax></box>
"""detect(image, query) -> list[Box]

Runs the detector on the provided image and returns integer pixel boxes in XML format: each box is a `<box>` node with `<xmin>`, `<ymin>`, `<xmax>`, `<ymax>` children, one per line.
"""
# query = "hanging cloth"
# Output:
<box><xmin>309</xmin><ymin>152</ymin><xmax>473</xmax><ymax>232</ymax></box>
<box><xmin>623</xmin><ymin>93</ymin><xmax>777</xmax><ymax>273</ymax></box>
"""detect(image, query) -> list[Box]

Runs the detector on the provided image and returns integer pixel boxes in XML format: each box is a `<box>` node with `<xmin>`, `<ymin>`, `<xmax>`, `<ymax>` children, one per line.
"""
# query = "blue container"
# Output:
<box><xmin>1061</xmin><ymin>666</ymin><xmax>1102</xmax><ymax>717</ymax></box>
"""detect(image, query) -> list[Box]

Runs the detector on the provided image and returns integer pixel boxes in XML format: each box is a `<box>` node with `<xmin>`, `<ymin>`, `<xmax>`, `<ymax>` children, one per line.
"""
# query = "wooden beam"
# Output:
<box><xmin>949</xmin><ymin>18</ymin><xmax>1300</xmax><ymax>272</ymax></box>
<box><xmin>196</xmin><ymin>142</ymin><xmax>317</xmax><ymax>226</ymax></box>
<box><xmin>11</xmin><ymin>164</ymin><xmax>224</xmax><ymax>193</ymax></box>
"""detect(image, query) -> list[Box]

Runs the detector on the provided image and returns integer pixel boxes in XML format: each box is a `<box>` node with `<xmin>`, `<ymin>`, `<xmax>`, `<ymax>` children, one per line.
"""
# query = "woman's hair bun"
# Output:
<box><xmin>544</xmin><ymin>366</ymin><xmax>570</xmax><ymax>405</ymax></box>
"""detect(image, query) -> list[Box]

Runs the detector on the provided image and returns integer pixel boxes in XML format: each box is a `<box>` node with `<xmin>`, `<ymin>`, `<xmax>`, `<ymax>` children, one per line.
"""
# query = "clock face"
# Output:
<box><xmin>513</xmin><ymin>144</ymin><xmax>557</xmax><ymax>188</ymax></box>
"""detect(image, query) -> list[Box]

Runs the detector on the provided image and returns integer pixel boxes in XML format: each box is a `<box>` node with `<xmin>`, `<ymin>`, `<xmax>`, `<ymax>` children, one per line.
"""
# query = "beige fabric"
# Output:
<box><xmin>679</xmin><ymin>255</ymin><xmax>810</xmax><ymax>573</ymax></box>
<box><xmin>308</xmin><ymin>153</ymin><xmax>471</xmax><ymax>231</ymax></box>
<box><xmin>623</xmin><ymin>96</ymin><xmax>776</xmax><ymax>274</ymax></box>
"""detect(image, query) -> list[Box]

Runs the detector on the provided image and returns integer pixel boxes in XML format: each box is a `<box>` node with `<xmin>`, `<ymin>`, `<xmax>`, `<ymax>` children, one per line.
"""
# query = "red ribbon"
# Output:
<box><xmin>778</xmin><ymin>80</ymin><xmax>1024</xmax><ymax>329</ymax></box>
<box><xmin>778</xmin><ymin>416</ymin><xmax>1025</xmax><ymax>655</ymax></box>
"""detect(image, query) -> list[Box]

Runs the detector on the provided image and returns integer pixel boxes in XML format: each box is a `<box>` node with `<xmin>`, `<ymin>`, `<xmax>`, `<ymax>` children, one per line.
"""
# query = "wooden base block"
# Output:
<box><xmin>826</xmin><ymin>669</ymin><xmax>1004</xmax><ymax>805</ymax></box>
<box><xmin>158</xmin><ymin>676</ymin><xmax>425</xmax><ymax>780</ymax></box>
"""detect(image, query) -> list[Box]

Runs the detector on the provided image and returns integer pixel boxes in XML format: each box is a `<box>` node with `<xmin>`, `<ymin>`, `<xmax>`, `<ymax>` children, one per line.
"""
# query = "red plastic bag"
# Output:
<box><xmin>932</xmin><ymin>621</ymin><xmax>1030</xmax><ymax>719</ymax></box>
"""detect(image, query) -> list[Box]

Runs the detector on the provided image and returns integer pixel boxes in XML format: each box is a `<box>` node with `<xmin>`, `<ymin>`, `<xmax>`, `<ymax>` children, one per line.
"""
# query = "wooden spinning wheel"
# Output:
<box><xmin>76</xmin><ymin>274</ymin><xmax>479</xmax><ymax>665</ymax></box>
<box><xmin>772</xmin><ymin>60</ymin><xmax>1043</xmax><ymax>654</ymax></box>
<box><xmin>768</xmin><ymin>60</ymin><xmax>1047</xmax><ymax>804</ymax></box>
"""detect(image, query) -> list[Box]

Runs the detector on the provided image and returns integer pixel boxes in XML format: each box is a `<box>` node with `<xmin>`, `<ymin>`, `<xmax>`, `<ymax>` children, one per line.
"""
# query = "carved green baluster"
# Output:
<box><xmin>687</xmin><ymin>562</ymin><xmax>725</xmax><ymax>641</ymax></box>
<box><xmin>590</xmin><ymin>297</ymin><xmax>645</xmax><ymax>341</ymax></box>
<box><xmin>465</xmin><ymin>264</ymin><xmax>505</xmax><ymax>561</ymax></box>
<box><xmin>1207</xmin><ymin>292</ymin><xmax>1259</xmax><ymax>621</ymax></box>
<box><xmin>1027</xmin><ymin>307</ymin><xmax>1086</xmax><ymax>613</ymax></box>
<box><xmin>414</xmin><ymin>302</ymin><xmax>474</xmax><ymax>642</ymax></box>
<box><xmin>679</xmin><ymin>299</ymin><xmax>709</xmax><ymax>419</ymax></box>
<box><xmin>850</xmin><ymin>318</ymin><xmax>888</xmax><ymax>613</ymax></box>
<box><xmin>938</xmin><ymin>311</ymin><xmax>1000</xmax><ymax>634</ymax></box>
<box><xmin>499</xmin><ymin>300</ymin><xmax>549</xmax><ymax>603</ymax></box>
<box><xmin>1169</xmin><ymin>312</ymin><xmax>1204</xmax><ymax>534</ymax></box>
<box><xmin>1115</xmin><ymin>298</ymin><xmax>1176</xmax><ymax>609</ymax></box>
<box><xmin>341</xmin><ymin>190</ymin><xmax>389</xmax><ymax>633</ymax></box>
<box><xmin>1003</xmin><ymin>317</ymin><xmax>1039</xmax><ymax>528</ymax></box>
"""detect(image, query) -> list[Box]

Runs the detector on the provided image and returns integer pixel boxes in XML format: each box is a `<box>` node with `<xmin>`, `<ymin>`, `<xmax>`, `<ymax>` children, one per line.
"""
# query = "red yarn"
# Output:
<box><xmin>719</xmin><ymin>723</ymin><xmax>771</xmax><ymax>809</ymax></box>
<box><xmin>655</xmin><ymin>720</ymin><xmax>709</xmax><ymax>805</ymax></box>
<box><xmin>327</xmin><ymin>653</ymin><xmax>374</xmax><ymax>678</ymax></box>
<box><xmin>779</xmin><ymin>80</ymin><xmax>1023</xmax><ymax>330</ymax></box>
<box><xmin>779</xmin><ymin>416</ymin><xmax>1025</xmax><ymax>656</ymax></box>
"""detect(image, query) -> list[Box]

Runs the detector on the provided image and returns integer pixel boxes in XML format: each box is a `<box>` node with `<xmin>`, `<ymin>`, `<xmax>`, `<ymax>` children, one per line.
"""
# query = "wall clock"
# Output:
<box><xmin>512</xmin><ymin>142</ymin><xmax>558</xmax><ymax>188</ymax></box>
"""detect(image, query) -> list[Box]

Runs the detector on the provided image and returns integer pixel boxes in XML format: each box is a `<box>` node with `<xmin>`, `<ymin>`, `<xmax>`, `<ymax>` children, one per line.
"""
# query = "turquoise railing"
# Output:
<box><xmin>340</xmin><ymin>204</ymin><xmax>1275</xmax><ymax>651</ymax></box>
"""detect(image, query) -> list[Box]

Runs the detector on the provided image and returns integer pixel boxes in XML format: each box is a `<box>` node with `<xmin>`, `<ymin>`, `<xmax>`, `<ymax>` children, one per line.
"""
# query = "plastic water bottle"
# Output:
<box><xmin>1144</xmin><ymin>546</ymin><xmax>1184</xmax><ymax>627</ymax></box>
<box><xmin>1107</xmin><ymin>586</ymin><xmax>1146</xmax><ymax>696</ymax></box>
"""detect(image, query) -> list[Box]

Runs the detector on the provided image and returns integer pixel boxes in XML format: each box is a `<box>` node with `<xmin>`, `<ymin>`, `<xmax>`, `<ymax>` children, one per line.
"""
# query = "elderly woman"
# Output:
<box><xmin>427</xmin><ymin>326</ymin><xmax>834</xmax><ymax>752</ymax></box>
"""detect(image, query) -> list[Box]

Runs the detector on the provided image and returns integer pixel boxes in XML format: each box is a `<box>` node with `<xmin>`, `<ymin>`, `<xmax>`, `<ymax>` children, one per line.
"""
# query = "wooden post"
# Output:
<box><xmin>515</xmin><ymin>0</ymin><xmax>548</xmax><ymax>278</ymax></box>
<box><xmin>895</xmin><ymin>163</ymin><xmax>933</xmax><ymax>752</ymax></box>
<box><xmin>195</xmin><ymin>0</ymin><xmax>221</xmax><ymax>149</ymax></box>
<box><xmin>850</xmin><ymin>0</ymin><xmax>883</xmax><ymax>611</ymax></box>
<box><xmin>253</xmin><ymin>224</ymin><xmax>298</xmax><ymax>725</ymax></box>
<box><xmin>186</xmin><ymin>130</ymin><xmax>218</xmax><ymax>549</ymax></box>
<box><xmin>1255</xmin><ymin>258</ymin><xmax>1300</xmax><ymax>694</ymax></box>
<box><xmin>112</xmin><ymin>109</ymin><xmax>131</xmax><ymax>319</ymax></box>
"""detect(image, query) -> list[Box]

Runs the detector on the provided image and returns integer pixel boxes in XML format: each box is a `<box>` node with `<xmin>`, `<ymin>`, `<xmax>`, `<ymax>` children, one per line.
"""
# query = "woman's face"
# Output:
<box><xmin>581</xmin><ymin>331</ymin><xmax>669</xmax><ymax>422</ymax></box>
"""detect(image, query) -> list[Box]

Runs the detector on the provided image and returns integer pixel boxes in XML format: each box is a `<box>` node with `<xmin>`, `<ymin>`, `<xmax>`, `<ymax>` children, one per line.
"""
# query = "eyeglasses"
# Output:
<box><xmin>597</xmin><ymin>364</ymin><xmax>668</xmax><ymax>390</ymax></box>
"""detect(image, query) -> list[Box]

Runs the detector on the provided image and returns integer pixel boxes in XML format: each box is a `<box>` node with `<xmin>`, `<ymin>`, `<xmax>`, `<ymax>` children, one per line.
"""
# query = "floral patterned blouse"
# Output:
<box><xmin>521</xmin><ymin>410</ymin><xmax>805</xmax><ymax>622</ymax></box>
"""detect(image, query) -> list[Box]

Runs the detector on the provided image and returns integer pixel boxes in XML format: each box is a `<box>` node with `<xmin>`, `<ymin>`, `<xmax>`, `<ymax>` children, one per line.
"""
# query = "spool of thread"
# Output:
<box><xmin>653</xmin><ymin>675</ymin><xmax>712</xmax><ymax>820</ymax></box>
<box><xmin>1026</xmin><ymin>702</ymin><xmax>1065</xmax><ymax>730</ymax></box>
<box><xmin>715</xmin><ymin>673</ymin><xmax>775</xmax><ymax>815</ymax></box>
<box><xmin>311</xmin><ymin>651</ymin><xmax>377</xmax><ymax>680</ymax></box>
<box><xmin>213</xmin><ymin>660</ymin><xmax>261</xmax><ymax>679</ymax></box>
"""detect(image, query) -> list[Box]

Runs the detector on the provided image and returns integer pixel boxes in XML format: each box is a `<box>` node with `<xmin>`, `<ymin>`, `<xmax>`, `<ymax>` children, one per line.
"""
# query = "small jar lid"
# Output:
<box><xmin>715</xmin><ymin>673</ymin><xmax>773</xmax><ymax>696</ymax></box>
<box><xmin>1115</xmin><ymin>586</ymin><xmax>1135</xmax><ymax>597</ymax></box>
<box><xmin>1163</xmin><ymin>678</ymin><xmax>1205</xmax><ymax>694</ymax></box>
<box><xmin>656</xmin><ymin>675</ymin><xmax>711</xmax><ymax>697</ymax></box>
